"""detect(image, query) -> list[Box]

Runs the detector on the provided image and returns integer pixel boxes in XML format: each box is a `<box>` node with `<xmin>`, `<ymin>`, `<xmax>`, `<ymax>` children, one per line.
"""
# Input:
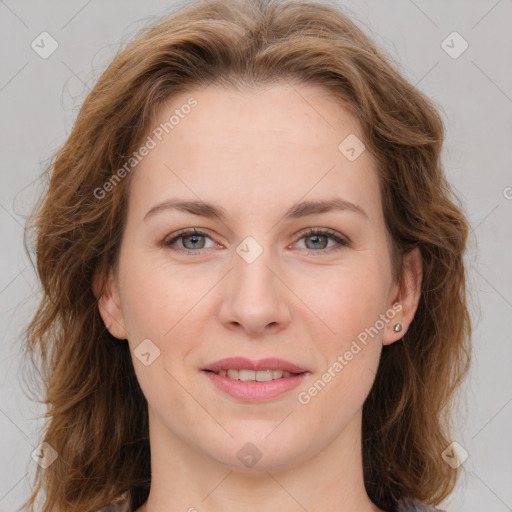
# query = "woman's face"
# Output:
<box><xmin>98</xmin><ymin>82</ymin><xmax>419</xmax><ymax>470</ymax></box>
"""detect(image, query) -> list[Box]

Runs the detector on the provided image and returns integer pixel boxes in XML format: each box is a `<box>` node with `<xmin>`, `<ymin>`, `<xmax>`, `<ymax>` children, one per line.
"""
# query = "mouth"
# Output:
<box><xmin>200</xmin><ymin>357</ymin><xmax>310</xmax><ymax>401</ymax></box>
<box><xmin>202</xmin><ymin>368</ymin><xmax>305</xmax><ymax>381</ymax></box>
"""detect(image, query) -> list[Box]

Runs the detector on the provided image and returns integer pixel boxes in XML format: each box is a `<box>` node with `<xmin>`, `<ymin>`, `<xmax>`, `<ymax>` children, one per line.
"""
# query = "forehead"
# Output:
<box><xmin>157</xmin><ymin>82</ymin><xmax>363</xmax><ymax>151</ymax></box>
<box><xmin>127</xmin><ymin>82</ymin><xmax>381</xmax><ymax>223</ymax></box>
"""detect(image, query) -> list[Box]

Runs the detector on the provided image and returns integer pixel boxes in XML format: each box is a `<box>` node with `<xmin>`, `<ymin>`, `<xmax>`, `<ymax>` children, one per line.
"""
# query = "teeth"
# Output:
<box><xmin>239</xmin><ymin>369</ymin><xmax>256</xmax><ymax>381</ymax></box>
<box><xmin>215</xmin><ymin>369</ymin><xmax>295</xmax><ymax>381</ymax></box>
<box><xmin>257</xmin><ymin>370</ymin><xmax>273</xmax><ymax>382</ymax></box>
<box><xmin>227</xmin><ymin>369</ymin><xmax>239</xmax><ymax>379</ymax></box>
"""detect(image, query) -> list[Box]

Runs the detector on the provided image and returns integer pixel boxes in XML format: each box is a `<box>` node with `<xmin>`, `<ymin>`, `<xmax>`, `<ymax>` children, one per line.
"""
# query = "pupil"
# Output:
<box><xmin>307</xmin><ymin>234</ymin><xmax>327</xmax><ymax>249</ymax></box>
<box><xmin>185</xmin><ymin>234</ymin><xmax>204</xmax><ymax>249</ymax></box>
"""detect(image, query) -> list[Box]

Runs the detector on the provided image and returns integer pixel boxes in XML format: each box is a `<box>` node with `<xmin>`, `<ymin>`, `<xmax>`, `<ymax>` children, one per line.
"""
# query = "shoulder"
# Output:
<box><xmin>396</xmin><ymin>496</ymin><xmax>448</xmax><ymax>512</ymax></box>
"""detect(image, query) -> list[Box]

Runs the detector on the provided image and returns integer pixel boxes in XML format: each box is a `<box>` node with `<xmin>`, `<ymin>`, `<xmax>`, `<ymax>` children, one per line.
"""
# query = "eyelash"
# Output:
<box><xmin>162</xmin><ymin>227</ymin><xmax>350</xmax><ymax>256</ymax></box>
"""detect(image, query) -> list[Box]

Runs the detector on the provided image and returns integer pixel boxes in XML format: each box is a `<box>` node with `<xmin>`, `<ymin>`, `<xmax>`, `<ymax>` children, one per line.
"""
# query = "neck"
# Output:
<box><xmin>136</xmin><ymin>408</ymin><xmax>384</xmax><ymax>512</ymax></box>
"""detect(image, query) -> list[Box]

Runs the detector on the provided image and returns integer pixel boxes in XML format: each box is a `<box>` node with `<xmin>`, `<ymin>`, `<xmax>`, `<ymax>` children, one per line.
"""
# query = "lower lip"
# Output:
<box><xmin>202</xmin><ymin>370</ymin><xmax>309</xmax><ymax>401</ymax></box>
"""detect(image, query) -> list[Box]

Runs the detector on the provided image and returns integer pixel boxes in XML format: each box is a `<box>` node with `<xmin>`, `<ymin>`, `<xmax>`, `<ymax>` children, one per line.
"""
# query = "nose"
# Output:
<box><xmin>218</xmin><ymin>250</ymin><xmax>292</xmax><ymax>336</ymax></box>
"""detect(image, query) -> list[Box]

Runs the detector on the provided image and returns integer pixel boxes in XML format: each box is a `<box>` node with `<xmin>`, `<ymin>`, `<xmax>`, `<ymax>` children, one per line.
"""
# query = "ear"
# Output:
<box><xmin>382</xmin><ymin>247</ymin><xmax>422</xmax><ymax>346</ymax></box>
<box><xmin>92</xmin><ymin>267</ymin><xmax>128</xmax><ymax>340</ymax></box>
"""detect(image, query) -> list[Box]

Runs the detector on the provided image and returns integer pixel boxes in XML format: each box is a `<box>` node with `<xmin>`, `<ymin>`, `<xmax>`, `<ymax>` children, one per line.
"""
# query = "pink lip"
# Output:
<box><xmin>203</xmin><ymin>371</ymin><xmax>309</xmax><ymax>402</ymax></box>
<box><xmin>201</xmin><ymin>357</ymin><xmax>310</xmax><ymax>402</ymax></box>
<box><xmin>201</xmin><ymin>357</ymin><xmax>308</xmax><ymax>374</ymax></box>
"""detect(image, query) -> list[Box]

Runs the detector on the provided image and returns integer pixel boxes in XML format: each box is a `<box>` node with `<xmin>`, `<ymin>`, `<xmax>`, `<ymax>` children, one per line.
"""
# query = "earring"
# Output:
<box><xmin>393</xmin><ymin>323</ymin><xmax>403</xmax><ymax>333</ymax></box>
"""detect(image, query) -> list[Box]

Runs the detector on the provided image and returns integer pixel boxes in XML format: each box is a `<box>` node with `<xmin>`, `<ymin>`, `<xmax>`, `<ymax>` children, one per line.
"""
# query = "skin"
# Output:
<box><xmin>95</xmin><ymin>82</ymin><xmax>422</xmax><ymax>512</ymax></box>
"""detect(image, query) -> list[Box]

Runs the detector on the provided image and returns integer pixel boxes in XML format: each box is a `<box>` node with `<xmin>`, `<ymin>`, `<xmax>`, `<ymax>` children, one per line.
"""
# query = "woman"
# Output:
<box><xmin>21</xmin><ymin>0</ymin><xmax>471</xmax><ymax>511</ymax></box>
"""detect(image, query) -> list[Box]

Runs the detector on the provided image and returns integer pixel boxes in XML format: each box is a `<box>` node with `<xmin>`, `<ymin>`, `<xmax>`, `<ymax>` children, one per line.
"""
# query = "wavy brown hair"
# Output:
<box><xmin>20</xmin><ymin>0</ymin><xmax>471</xmax><ymax>511</ymax></box>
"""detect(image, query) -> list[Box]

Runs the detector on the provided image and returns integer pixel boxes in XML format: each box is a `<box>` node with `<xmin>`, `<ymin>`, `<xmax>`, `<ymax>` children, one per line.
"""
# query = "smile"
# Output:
<box><xmin>208</xmin><ymin>369</ymin><xmax>299</xmax><ymax>381</ymax></box>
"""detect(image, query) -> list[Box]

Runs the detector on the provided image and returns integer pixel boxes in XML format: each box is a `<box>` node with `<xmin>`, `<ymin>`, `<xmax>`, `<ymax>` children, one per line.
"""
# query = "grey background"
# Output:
<box><xmin>1</xmin><ymin>1</ymin><xmax>511</xmax><ymax>511</ymax></box>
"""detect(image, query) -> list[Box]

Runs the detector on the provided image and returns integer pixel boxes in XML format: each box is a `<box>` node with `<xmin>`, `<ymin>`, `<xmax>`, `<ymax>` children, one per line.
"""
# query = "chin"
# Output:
<box><xmin>202</xmin><ymin>431</ymin><xmax>313</xmax><ymax>472</ymax></box>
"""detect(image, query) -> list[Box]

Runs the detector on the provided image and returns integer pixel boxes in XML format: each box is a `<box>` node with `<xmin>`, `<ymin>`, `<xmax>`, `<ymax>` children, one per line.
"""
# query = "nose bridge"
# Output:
<box><xmin>219</xmin><ymin>239</ymin><xmax>291</xmax><ymax>333</ymax></box>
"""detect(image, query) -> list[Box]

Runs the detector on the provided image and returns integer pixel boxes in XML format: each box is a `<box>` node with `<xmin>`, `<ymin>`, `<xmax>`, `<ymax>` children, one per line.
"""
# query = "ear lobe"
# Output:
<box><xmin>93</xmin><ymin>268</ymin><xmax>128</xmax><ymax>340</ymax></box>
<box><xmin>383</xmin><ymin>247</ymin><xmax>423</xmax><ymax>346</ymax></box>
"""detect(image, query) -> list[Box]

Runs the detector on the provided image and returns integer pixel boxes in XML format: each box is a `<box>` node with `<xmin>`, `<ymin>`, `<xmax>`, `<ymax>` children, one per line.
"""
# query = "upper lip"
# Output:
<box><xmin>201</xmin><ymin>357</ymin><xmax>309</xmax><ymax>374</ymax></box>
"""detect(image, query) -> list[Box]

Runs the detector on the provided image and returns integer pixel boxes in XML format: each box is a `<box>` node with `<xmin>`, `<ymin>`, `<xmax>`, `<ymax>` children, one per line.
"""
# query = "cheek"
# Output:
<box><xmin>295</xmin><ymin>266</ymin><xmax>387</xmax><ymax>425</ymax></box>
<box><xmin>291</xmin><ymin>258</ymin><xmax>390</xmax><ymax>407</ymax></box>
<box><xmin>118</xmin><ymin>251</ymin><xmax>212</xmax><ymax>380</ymax></box>
<box><xmin>117</xmin><ymin>258</ymin><xmax>199</xmax><ymax>403</ymax></box>
<box><xmin>118</xmin><ymin>249</ymin><xmax>195</xmax><ymax>338</ymax></box>
<box><xmin>293</xmin><ymin>258</ymin><xmax>391</xmax><ymax>345</ymax></box>
<box><xmin>313</xmin><ymin>262</ymin><xmax>390</xmax><ymax>406</ymax></box>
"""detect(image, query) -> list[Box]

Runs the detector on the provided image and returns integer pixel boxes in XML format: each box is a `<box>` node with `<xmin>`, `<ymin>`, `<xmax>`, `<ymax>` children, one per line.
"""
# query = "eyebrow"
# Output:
<box><xmin>143</xmin><ymin>197</ymin><xmax>368</xmax><ymax>222</ymax></box>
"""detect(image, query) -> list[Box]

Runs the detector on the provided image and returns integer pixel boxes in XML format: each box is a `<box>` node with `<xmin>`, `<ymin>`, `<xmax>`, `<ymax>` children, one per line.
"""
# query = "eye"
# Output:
<box><xmin>293</xmin><ymin>228</ymin><xmax>350</xmax><ymax>254</ymax></box>
<box><xmin>162</xmin><ymin>227</ymin><xmax>350</xmax><ymax>256</ymax></box>
<box><xmin>163</xmin><ymin>229</ymin><xmax>216</xmax><ymax>253</ymax></box>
